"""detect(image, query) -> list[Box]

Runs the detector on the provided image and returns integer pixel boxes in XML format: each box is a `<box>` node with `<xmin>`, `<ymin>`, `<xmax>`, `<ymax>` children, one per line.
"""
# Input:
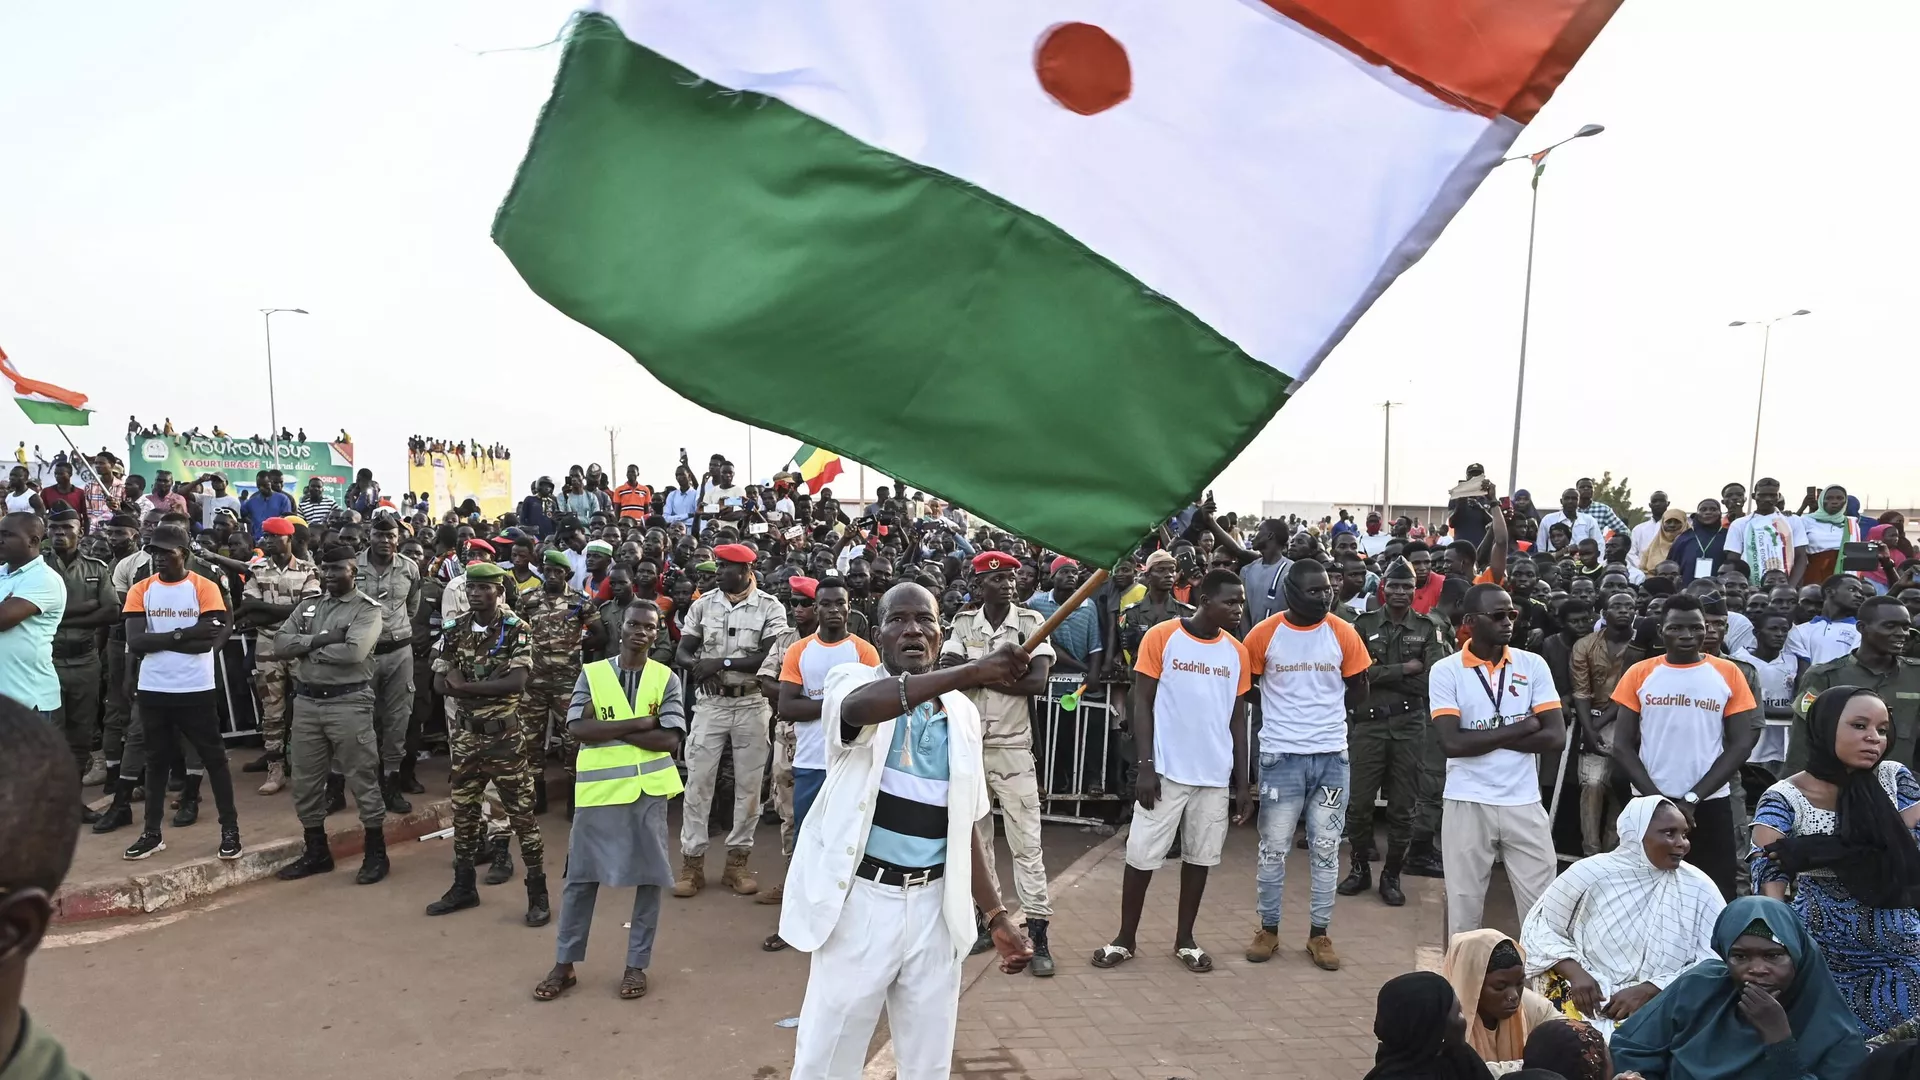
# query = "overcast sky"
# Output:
<box><xmin>3</xmin><ymin>1</ymin><xmax>1914</xmax><ymax>517</ymax></box>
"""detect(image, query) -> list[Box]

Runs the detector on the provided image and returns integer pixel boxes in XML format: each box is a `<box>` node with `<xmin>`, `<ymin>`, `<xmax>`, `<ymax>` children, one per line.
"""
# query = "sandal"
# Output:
<box><xmin>1175</xmin><ymin>947</ymin><xmax>1214</xmax><ymax>973</ymax></box>
<box><xmin>762</xmin><ymin>932</ymin><xmax>789</xmax><ymax>953</ymax></box>
<box><xmin>618</xmin><ymin>967</ymin><xmax>648</xmax><ymax>1000</ymax></box>
<box><xmin>1090</xmin><ymin>944</ymin><xmax>1134</xmax><ymax>969</ymax></box>
<box><xmin>532</xmin><ymin>969</ymin><xmax>577</xmax><ymax>1001</ymax></box>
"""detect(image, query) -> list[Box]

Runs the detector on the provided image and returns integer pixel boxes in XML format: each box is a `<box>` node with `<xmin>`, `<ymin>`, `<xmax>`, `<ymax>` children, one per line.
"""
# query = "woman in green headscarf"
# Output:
<box><xmin>1608</xmin><ymin>896</ymin><xmax>1865</xmax><ymax>1080</ymax></box>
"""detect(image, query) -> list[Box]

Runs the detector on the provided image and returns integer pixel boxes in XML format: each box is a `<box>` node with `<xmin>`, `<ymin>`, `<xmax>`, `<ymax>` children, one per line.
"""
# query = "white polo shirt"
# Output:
<box><xmin>1613</xmin><ymin>655</ymin><xmax>1757</xmax><ymax>800</ymax></box>
<box><xmin>1134</xmin><ymin>619</ymin><xmax>1250</xmax><ymax>788</ymax></box>
<box><xmin>1785</xmin><ymin>617</ymin><xmax>1860</xmax><ymax>668</ymax></box>
<box><xmin>1429</xmin><ymin>646</ymin><xmax>1561</xmax><ymax>806</ymax></box>
<box><xmin>1244</xmin><ymin>612</ymin><xmax>1369</xmax><ymax>756</ymax></box>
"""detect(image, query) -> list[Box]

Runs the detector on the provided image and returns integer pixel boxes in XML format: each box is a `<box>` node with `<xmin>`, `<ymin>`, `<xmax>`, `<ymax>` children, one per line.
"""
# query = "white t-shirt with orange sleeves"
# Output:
<box><xmin>122</xmin><ymin>571</ymin><xmax>228</xmax><ymax>693</ymax></box>
<box><xmin>1429</xmin><ymin>646</ymin><xmax>1562</xmax><ymax>806</ymax></box>
<box><xmin>1134</xmin><ymin>619</ymin><xmax>1252</xmax><ymax>788</ymax></box>
<box><xmin>1244</xmin><ymin>612</ymin><xmax>1370</xmax><ymax>756</ymax></box>
<box><xmin>1611</xmin><ymin>655</ymin><xmax>1758</xmax><ymax>801</ymax></box>
<box><xmin>779</xmin><ymin>632</ymin><xmax>880</xmax><ymax>770</ymax></box>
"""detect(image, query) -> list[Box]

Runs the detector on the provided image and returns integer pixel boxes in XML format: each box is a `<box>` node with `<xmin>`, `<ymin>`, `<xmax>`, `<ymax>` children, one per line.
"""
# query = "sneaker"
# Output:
<box><xmin>218</xmin><ymin>826</ymin><xmax>243</xmax><ymax>861</ymax></box>
<box><xmin>124</xmin><ymin>832</ymin><xmax>166</xmax><ymax>861</ymax></box>
<box><xmin>1306</xmin><ymin>934</ymin><xmax>1341</xmax><ymax>971</ymax></box>
<box><xmin>1245</xmin><ymin>928</ymin><xmax>1280</xmax><ymax>964</ymax></box>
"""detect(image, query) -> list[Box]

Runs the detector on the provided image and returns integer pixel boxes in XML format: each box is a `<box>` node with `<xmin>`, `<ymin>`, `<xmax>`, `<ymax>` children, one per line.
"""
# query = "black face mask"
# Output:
<box><xmin>1284</xmin><ymin>566</ymin><xmax>1331</xmax><ymax>623</ymax></box>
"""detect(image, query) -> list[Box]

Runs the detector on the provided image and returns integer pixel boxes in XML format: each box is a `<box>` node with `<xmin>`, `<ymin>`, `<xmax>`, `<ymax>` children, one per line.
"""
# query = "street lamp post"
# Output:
<box><xmin>1728</xmin><ymin>309</ymin><xmax>1811</xmax><ymax>490</ymax></box>
<box><xmin>260</xmin><ymin>308</ymin><xmax>308</xmax><ymax>462</ymax></box>
<box><xmin>1502</xmin><ymin>123</ymin><xmax>1605</xmax><ymax>495</ymax></box>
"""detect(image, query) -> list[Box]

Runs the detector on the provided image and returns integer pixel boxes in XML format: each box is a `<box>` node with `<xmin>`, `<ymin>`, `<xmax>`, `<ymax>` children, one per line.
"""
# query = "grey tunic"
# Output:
<box><xmin>563</xmin><ymin>662</ymin><xmax>686</xmax><ymax>887</ymax></box>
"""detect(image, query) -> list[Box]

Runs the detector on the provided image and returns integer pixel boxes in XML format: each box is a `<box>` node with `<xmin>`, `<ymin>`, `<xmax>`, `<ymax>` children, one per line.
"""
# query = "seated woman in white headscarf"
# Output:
<box><xmin>1518</xmin><ymin>795</ymin><xmax>1724</xmax><ymax>1036</ymax></box>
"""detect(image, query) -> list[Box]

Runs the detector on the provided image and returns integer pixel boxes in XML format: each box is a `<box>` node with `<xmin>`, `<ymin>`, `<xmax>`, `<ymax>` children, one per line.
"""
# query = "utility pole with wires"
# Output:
<box><xmin>1380</xmin><ymin>401</ymin><xmax>1400</xmax><ymax>522</ymax></box>
<box><xmin>604</xmin><ymin>425</ymin><xmax>621</xmax><ymax>478</ymax></box>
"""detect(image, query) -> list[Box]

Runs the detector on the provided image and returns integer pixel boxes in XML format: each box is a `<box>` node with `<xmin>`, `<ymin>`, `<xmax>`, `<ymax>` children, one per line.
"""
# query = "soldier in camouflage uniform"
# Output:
<box><xmin>517</xmin><ymin>550</ymin><xmax>602</xmax><ymax>828</ymax></box>
<box><xmin>425</xmin><ymin>561</ymin><xmax>549</xmax><ymax>927</ymax></box>
<box><xmin>1336</xmin><ymin>558</ymin><xmax>1450</xmax><ymax>907</ymax></box>
<box><xmin>237</xmin><ymin>517</ymin><xmax>318</xmax><ymax>795</ymax></box>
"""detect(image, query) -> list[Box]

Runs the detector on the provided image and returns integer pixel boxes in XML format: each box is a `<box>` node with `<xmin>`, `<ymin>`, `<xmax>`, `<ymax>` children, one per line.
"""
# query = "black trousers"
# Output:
<box><xmin>1686</xmin><ymin>795</ymin><xmax>1737</xmax><ymax>901</ymax></box>
<box><xmin>138</xmin><ymin>689</ymin><xmax>239</xmax><ymax>832</ymax></box>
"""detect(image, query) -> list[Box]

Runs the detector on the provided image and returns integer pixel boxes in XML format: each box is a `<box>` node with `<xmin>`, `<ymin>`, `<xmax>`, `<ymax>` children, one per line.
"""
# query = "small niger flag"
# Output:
<box><xmin>2</xmin><ymin>348</ymin><xmax>92</xmax><ymax>426</ymax></box>
<box><xmin>792</xmin><ymin>444</ymin><xmax>843</xmax><ymax>495</ymax></box>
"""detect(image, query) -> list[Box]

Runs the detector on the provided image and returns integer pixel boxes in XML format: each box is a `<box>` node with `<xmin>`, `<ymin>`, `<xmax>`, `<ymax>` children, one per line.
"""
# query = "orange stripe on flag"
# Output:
<box><xmin>0</xmin><ymin>348</ymin><xmax>89</xmax><ymax>409</ymax></box>
<box><xmin>1257</xmin><ymin>0</ymin><xmax>1622</xmax><ymax>123</ymax></box>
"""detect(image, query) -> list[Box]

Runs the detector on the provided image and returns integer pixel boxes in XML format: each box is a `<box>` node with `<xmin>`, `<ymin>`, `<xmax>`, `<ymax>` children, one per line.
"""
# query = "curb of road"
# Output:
<box><xmin>861</xmin><ymin>823</ymin><xmax>1131</xmax><ymax>1080</ymax></box>
<box><xmin>52</xmin><ymin>773</ymin><xmax>570</xmax><ymax>924</ymax></box>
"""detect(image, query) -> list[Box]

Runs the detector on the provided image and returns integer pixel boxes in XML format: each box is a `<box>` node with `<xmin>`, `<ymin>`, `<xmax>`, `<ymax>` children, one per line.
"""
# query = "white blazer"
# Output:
<box><xmin>779</xmin><ymin>663</ymin><xmax>988</xmax><ymax>963</ymax></box>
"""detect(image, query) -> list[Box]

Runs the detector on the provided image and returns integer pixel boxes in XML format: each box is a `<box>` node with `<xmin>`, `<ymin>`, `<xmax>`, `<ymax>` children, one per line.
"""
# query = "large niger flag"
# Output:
<box><xmin>495</xmin><ymin>1</ymin><xmax>1620</xmax><ymax>563</ymax></box>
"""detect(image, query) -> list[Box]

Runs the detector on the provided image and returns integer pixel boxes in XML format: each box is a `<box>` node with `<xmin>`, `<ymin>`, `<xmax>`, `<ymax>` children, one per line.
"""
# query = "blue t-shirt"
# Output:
<box><xmin>0</xmin><ymin>556</ymin><xmax>68</xmax><ymax>709</ymax></box>
<box><xmin>1029</xmin><ymin>592</ymin><xmax>1100</xmax><ymax>669</ymax></box>
<box><xmin>864</xmin><ymin>702</ymin><xmax>950</xmax><ymax>869</ymax></box>
<box><xmin>242</xmin><ymin>490</ymin><xmax>294</xmax><ymax>539</ymax></box>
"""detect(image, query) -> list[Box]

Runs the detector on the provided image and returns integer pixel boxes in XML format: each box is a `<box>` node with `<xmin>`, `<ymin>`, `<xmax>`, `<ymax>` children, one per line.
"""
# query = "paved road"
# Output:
<box><xmin>33</xmin><ymin>811</ymin><xmax>1111</xmax><ymax>1080</ymax></box>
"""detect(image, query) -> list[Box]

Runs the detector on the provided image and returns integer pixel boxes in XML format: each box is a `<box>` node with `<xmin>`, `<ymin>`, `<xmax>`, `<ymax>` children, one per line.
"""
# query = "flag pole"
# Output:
<box><xmin>1020</xmin><ymin>569</ymin><xmax>1109</xmax><ymax>654</ymax></box>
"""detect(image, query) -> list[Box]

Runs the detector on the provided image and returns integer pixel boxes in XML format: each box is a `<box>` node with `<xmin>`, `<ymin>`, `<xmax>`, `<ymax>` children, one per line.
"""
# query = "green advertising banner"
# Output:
<box><xmin>128</xmin><ymin>435</ymin><xmax>356</xmax><ymax>502</ymax></box>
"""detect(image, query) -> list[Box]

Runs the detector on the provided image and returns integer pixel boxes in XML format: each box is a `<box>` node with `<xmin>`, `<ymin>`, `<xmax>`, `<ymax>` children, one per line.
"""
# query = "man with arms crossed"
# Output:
<box><xmin>1091</xmin><ymin>569</ymin><xmax>1252</xmax><ymax>973</ymax></box>
<box><xmin>785</xmin><ymin>583</ymin><xmax>1032</xmax><ymax>1078</ymax></box>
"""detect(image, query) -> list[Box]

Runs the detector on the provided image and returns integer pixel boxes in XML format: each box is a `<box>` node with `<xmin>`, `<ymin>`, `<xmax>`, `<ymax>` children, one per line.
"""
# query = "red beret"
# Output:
<box><xmin>788</xmin><ymin>576</ymin><xmax>819</xmax><ymax>600</ymax></box>
<box><xmin>713</xmin><ymin>543</ymin><xmax>756</xmax><ymax>564</ymax></box>
<box><xmin>1049</xmin><ymin>555</ymin><xmax>1078</xmax><ymax>574</ymax></box>
<box><xmin>465</xmin><ymin>538</ymin><xmax>496</xmax><ymax>554</ymax></box>
<box><xmin>971</xmin><ymin>551</ymin><xmax>1018</xmax><ymax>575</ymax></box>
<box><xmin>261</xmin><ymin>517</ymin><xmax>295</xmax><ymax>536</ymax></box>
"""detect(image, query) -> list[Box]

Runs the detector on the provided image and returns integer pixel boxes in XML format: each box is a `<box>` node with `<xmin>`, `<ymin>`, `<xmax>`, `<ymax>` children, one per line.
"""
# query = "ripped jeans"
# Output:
<box><xmin>1255</xmin><ymin>750</ymin><xmax>1350</xmax><ymax>931</ymax></box>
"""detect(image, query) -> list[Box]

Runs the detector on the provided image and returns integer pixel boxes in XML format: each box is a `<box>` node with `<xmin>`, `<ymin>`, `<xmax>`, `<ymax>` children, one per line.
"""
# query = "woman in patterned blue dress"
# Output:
<box><xmin>1750</xmin><ymin>684</ymin><xmax>1920</xmax><ymax>1037</ymax></box>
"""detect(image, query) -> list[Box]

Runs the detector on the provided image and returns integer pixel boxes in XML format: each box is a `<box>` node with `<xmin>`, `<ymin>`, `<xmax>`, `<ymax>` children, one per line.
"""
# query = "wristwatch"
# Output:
<box><xmin>1681</xmin><ymin>791</ymin><xmax>1700</xmax><ymax>806</ymax></box>
<box><xmin>722</xmin><ymin>658</ymin><xmax>733</xmax><ymax>670</ymax></box>
<box><xmin>170</xmin><ymin>629</ymin><xmax>186</xmax><ymax>645</ymax></box>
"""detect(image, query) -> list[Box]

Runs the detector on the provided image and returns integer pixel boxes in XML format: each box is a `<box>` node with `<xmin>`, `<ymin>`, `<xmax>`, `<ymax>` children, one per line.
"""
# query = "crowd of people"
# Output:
<box><xmin>124</xmin><ymin>416</ymin><xmax>349</xmax><ymax>444</ymax></box>
<box><xmin>407</xmin><ymin>435</ymin><xmax>510</xmax><ymax>466</ymax></box>
<box><xmin>6</xmin><ymin>437</ymin><xmax>1920</xmax><ymax>1078</ymax></box>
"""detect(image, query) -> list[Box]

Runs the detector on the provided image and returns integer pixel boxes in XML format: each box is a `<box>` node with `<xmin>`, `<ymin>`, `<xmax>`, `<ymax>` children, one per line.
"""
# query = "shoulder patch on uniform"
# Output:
<box><xmin>1797</xmin><ymin>689</ymin><xmax>1818</xmax><ymax>714</ymax></box>
<box><xmin>502</xmin><ymin>613</ymin><xmax>523</xmax><ymax>626</ymax></box>
<box><xmin>442</xmin><ymin>617</ymin><xmax>459</xmax><ymax>628</ymax></box>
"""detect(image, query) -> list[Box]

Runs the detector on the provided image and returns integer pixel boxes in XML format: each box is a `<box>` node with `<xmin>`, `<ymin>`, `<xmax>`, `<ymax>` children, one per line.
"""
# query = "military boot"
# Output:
<box><xmin>1025</xmin><ymin>918</ymin><xmax>1055</xmax><ymax>978</ymax></box>
<box><xmin>524</xmin><ymin>871</ymin><xmax>551</xmax><ymax>927</ymax></box>
<box><xmin>425</xmin><ymin>862</ymin><xmax>480</xmax><ymax>916</ymax></box>
<box><xmin>92</xmin><ymin>768</ymin><xmax>133</xmax><ymax>834</ymax></box>
<box><xmin>1379</xmin><ymin>847</ymin><xmax>1407</xmax><ymax>907</ymax></box>
<box><xmin>484</xmin><ymin>834</ymin><xmax>515</xmax><ymax>885</ymax></box>
<box><xmin>171</xmin><ymin>774</ymin><xmax>202</xmax><ymax>827</ymax></box>
<box><xmin>1336</xmin><ymin>856</ymin><xmax>1371</xmax><ymax>896</ymax></box>
<box><xmin>1403</xmin><ymin>838</ymin><xmax>1445</xmax><ymax>878</ymax></box>
<box><xmin>381</xmin><ymin>772</ymin><xmax>412</xmax><ymax>815</ymax></box>
<box><xmin>721</xmin><ymin>848</ymin><xmax>759</xmax><ymax>896</ymax></box>
<box><xmin>356</xmin><ymin>827</ymin><xmax>389</xmax><ymax>885</ymax></box>
<box><xmin>672</xmin><ymin>854</ymin><xmax>705</xmax><ymax>898</ymax></box>
<box><xmin>257</xmin><ymin>760</ymin><xmax>288</xmax><ymax>795</ymax></box>
<box><xmin>277</xmin><ymin>827</ymin><xmax>335</xmax><ymax>880</ymax></box>
<box><xmin>398</xmin><ymin>755</ymin><xmax>425</xmax><ymax>795</ymax></box>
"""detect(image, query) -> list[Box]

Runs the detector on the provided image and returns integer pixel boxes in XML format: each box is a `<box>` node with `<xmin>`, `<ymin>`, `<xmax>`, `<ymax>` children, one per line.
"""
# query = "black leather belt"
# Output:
<box><xmin>296</xmin><ymin>680</ymin><xmax>370</xmax><ymax>700</ymax></box>
<box><xmin>51</xmin><ymin>640</ymin><xmax>99</xmax><ymax>661</ymax></box>
<box><xmin>374</xmin><ymin>639</ymin><xmax>413</xmax><ymax>655</ymax></box>
<box><xmin>857</xmin><ymin>858</ymin><xmax>944</xmax><ymax>887</ymax></box>
<box><xmin>711</xmin><ymin>684</ymin><xmax>758</xmax><ymax>698</ymax></box>
<box><xmin>1354</xmin><ymin>699</ymin><xmax>1423</xmax><ymax>721</ymax></box>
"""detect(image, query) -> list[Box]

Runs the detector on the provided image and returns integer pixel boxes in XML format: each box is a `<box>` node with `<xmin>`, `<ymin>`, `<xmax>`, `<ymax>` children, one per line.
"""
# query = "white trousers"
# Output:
<box><xmin>1441</xmin><ymin>798</ymin><xmax>1558</xmax><ymax>938</ymax></box>
<box><xmin>792</xmin><ymin>876</ymin><xmax>962</xmax><ymax>1080</ymax></box>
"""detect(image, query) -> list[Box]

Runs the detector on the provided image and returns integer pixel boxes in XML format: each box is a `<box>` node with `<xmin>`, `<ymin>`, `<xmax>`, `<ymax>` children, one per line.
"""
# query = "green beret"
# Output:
<box><xmin>465</xmin><ymin>561</ymin><xmax>507</xmax><ymax>582</ymax></box>
<box><xmin>542</xmin><ymin>550</ymin><xmax>573</xmax><ymax>570</ymax></box>
<box><xmin>694</xmin><ymin>560</ymin><xmax>719</xmax><ymax>573</ymax></box>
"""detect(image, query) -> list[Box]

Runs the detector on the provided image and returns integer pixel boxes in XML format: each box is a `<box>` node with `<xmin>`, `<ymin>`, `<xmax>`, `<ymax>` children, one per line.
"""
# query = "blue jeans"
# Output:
<box><xmin>1256</xmin><ymin>750</ymin><xmax>1350</xmax><ymax>931</ymax></box>
<box><xmin>793</xmin><ymin>767</ymin><xmax>826</xmax><ymax>834</ymax></box>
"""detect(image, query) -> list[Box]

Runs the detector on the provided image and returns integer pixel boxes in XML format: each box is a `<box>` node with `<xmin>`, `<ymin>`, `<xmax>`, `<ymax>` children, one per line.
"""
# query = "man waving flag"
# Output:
<box><xmin>495</xmin><ymin>1</ymin><xmax>1622</xmax><ymax>564</ymax></box>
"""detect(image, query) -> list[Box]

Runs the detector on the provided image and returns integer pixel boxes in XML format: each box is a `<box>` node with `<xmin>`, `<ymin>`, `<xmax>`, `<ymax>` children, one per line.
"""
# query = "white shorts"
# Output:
<box><xmin>1126</xmin><ymin>779</ymin><xmax>1229</xmax><ymax>871</ymax></box>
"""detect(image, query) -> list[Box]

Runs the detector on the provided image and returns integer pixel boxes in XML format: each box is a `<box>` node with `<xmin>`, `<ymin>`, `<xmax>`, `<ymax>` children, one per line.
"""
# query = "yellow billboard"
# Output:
<box><xmin>407</xmin><ymin>450</ymin><xmax>514</xmax><ymax>519</ymax></box>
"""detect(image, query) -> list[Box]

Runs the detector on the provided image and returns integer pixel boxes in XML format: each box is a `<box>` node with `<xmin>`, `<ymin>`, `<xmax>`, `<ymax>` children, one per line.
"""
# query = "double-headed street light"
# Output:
<box><xmin>1500</xmin><ymin>122</ymin><xmax>1605</xmax><ymax>494</ymax></box>
<box><xmin>1728</xmin><ymin>309</ymin><xmax>1811</xmax><ymax>490</ymax></box>
<box><xmin>260</xmin><ymin>308</ymin><xmax>308</xmax><ymax>459</ymax></box>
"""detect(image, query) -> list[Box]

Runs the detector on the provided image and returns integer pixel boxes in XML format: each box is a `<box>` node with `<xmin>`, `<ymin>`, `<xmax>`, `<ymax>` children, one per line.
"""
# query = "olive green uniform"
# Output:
<box><xmin>354</xmin><ymin>551</ymin><xmax>421</xmax><ymax>773</ymax></box>
<box><xmin>1787</xmin><ymin>651</ymin><xmax>1920</xmax><ymax>774</ymax></box>
<box><xmin>1347</xmin><ymin>607</ymin><xmax>1451</xmax><ymax>861</ymax></box>
<box><xmin>273</xmin><ymin>589</ymin><xmax>386</xmax><ymax>828</ymax></box>
<box><xmin>51</xmin><ymin>549</ymin><xmax>114</xmax><ymax>777</ymax></box>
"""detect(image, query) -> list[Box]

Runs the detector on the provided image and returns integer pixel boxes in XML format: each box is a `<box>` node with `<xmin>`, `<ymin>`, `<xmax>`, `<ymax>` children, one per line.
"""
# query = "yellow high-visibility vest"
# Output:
<box><xmin>576</xmin><ymin>658</ymin><xmax>683</xmax><ymax>807</ymax></box>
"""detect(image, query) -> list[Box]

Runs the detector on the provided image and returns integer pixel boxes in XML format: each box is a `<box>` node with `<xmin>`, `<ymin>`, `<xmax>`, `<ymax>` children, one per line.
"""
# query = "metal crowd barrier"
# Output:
<box><xmin>1027</xmin><ymin>674</ymin><xmax>1123</xmax><ymax>826</ymax></box>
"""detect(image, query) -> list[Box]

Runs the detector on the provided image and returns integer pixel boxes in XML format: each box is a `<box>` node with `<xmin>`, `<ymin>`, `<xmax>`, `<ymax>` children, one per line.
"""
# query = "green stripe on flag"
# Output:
<box><xmin>15</xmin><ymin>397</ymin><xmax>90</xmax><ymax>426</ymax></box>
<box><xmin>494</xmin><ymin>16</ymin><xmax>1288</xmax><ymax>564</ymax></box>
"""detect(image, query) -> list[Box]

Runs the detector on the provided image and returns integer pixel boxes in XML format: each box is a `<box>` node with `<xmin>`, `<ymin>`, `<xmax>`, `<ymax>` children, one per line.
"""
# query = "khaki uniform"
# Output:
<box><xmin>51</xmin><ymin>550</ymin><xmax>114</xmax><ymax>776</ymax></box>
<box><xmin>434</xmin><ymin>610</ymin><xmax>541</xmax><ymax>869</ymax></box>
<box><xmin>944</xmin><ymin>605</ymin><xmax>1057</xmax><ymax>921</ymax></box>
<box><xmin>1788</xmin><ymin>652</ymin><xmax>1920</xmax><ymax>773</ymax></box>
<box><xmin>678</xmin><ymin>587</ymin><xmax>787</xmax><ymax>857</ymax></box>
<box><xmin>759</xmin><ymin>627</ymin><xmax>802</xmax><ymax>855</ymax></box>
<box><xmin>273</xmin><ymin>589</ymin><xmax>385</xmax><ymax>828</ymax></box>
<box><xmin>355</xmin><ymin>552</ymin><xmax>421</xmax><ymax>772</ymax></box>
<box><xmin>243</xmin><ymin>555</ymin><xmax>319</xmax><ymax>759</ymax></box>
<box><xmin>517</xmin><ymin>587</ymin><xmax>600</xmax><ymax>782</ymax></box>
<box><xmin>1347</xmin><ymin>607</ymin><xmax>1451</xmax><ymax>862</ymax></box>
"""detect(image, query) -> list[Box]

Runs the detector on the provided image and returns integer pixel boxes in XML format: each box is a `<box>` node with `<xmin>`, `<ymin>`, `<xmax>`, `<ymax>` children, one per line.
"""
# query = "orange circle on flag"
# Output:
<box><xmin>1035</xmin><ymin>22</ymin><xmax>1131</xmax><ymax>116</ymax></box>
